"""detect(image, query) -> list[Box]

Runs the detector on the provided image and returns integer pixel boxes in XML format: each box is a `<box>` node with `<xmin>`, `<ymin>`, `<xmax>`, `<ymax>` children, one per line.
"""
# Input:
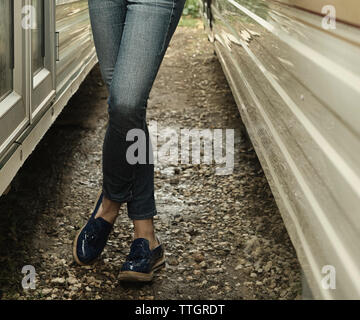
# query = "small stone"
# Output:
<box><xmin>167</xmin><ymin>257</ymin><xmax>179</xmax><ymax>266</ymax></box>
<box><xmin>67</xmin><ymin>277</ymin><xmax>77</xmax><ymax>285</ymax></box>
<box><xmin>206</xmin><ymin>268</ymin><xmax>222</xmax><ymax>274</ymax></box>
<box><xmin>244</xmin><ymin>237</ymin><xmax>259</xmax><ymax>254</ymax></box>
<box><xmin>170</xmin><ymin>178</ymin><xmax>179</xmax><ymax>185</ymax></box>
<box><xmin>264</xmin><ymin>261</ymin><xmax>273</xmax><ymax>272</ymax></box>
<box><xmin>51</xmin><ymin>277</ymin><xmax>65</xmax><ymax>285</ymax></box>
<box><xmin>193</xmin><ymin>270</ymin><xmax>201</xmax><ymax>276</ymax></box>
<box><xmin>193</xmin><ymin>252</ymin><xmax>205</xmax><ymax>263</ymax></box>
<box><xmin>41</xmin><ymin>288</ymin><xmax>52</xmax><ymax>295</ymax></box>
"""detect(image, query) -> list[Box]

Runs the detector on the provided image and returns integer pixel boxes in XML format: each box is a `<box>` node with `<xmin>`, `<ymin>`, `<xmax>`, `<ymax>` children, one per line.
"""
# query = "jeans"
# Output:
<box><xmin>88</xmin><ymin>0</ymin><xmax>185</xmax><ymax>220</ymax></box>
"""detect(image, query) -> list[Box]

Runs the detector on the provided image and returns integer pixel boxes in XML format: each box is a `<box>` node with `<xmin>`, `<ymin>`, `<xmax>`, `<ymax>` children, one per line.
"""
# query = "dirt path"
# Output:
<box><xmin>0</xmin><ymin>19</ymin><xmax>301</xmax><ymax>300</ymax></box>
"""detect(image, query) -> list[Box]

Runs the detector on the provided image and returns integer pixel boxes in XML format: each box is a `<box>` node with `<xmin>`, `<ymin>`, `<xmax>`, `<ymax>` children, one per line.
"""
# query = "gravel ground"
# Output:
<box><xmin>0</xmin><ymin>19</ymin><xmax>301</xmax><ymax>300</ymax></box>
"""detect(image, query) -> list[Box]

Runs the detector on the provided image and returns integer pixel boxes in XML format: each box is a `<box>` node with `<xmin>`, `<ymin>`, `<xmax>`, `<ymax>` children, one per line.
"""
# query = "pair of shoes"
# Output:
<box><xmin>119</xmin><ymin>237</ymin><xmax>165</xmax><ymax>282</ymax></box>
<box><xmin>73</xmin><ymin>192</ymin><xmax>165</xmax><ymax>282</ymax></box>
<box><xmin>73</xmin><ymin>191</ymin><xmax>113</xmax><ymax>265</ymax></box>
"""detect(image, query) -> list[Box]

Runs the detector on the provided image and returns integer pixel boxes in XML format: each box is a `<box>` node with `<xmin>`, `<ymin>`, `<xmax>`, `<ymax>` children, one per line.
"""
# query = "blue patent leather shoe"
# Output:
<box><xmin>73</xmin><ymin>191</ymin><xmax>113</xmax><ymax>265</ymax></box>
<box><xmin>119</xmin><ymin>238</ymin><xmax>165</xmax><ymax>282</ymax></box>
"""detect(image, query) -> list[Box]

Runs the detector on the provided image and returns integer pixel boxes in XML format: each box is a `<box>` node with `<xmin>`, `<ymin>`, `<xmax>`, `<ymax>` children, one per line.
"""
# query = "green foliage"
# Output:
<box><xmin>182</xmin><ymin>0</ymin><xmax>201</xmax><ymax>18</ymax></box>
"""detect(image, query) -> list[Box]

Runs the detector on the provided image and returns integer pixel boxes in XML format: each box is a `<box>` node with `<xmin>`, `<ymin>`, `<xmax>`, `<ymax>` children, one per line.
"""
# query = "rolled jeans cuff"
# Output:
<box><xmin>127</xmin><ymin>209</ymin><xmax>157</xmax><ymax>221</ymax></box>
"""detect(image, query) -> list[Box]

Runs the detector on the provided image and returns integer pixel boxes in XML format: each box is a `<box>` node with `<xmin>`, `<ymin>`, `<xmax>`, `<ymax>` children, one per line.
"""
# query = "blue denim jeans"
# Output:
<box><xmin>88</xmin><ymin>0</ymin><xmax>185</xmax><ymax>220</ymax></box>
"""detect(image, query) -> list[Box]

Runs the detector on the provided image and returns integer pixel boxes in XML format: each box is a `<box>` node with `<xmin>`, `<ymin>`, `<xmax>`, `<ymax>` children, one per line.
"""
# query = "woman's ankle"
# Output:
<box><xmin>133</xmin><ymin>218</ymin><xmax>159</xmax><ymax>249</ymax></box>
<box><xmin>95</xmin><ymin>196</ymin><xmax>120</xmax><ymax>224</ymax></box>
<box><xmin>134</xmin><ymin>232</ymin><xmax>159</xmax><ymax>249</ymax></box>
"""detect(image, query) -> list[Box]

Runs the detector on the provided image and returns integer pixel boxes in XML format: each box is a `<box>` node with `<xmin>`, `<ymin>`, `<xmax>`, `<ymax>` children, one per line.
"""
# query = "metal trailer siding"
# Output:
<box><xmin>0</xmin><ymin>0</ymin><xmax>96</xmax><ymax>195</ymax></box>
<box><xmin>55</xmin><ymin>0</ymin><xmax>96</xmax><ymax>96</ymax></box>
<box><xmin>0</xmin><ymin>0</ymin><xmax>29</xmax><ymax>161</ymax></box>
<box><xmin>201</xmin><ymin>0</ymin><xmax>360</xmax><ymax>299</ymax></box>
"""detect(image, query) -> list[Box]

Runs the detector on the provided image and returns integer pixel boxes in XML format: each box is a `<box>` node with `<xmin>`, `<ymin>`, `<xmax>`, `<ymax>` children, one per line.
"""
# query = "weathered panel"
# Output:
<box><xmin>56</xmin><ymin>0</ymin><xmax>96</xmax><ymax>95</ymax></box>
<box><xmin>205</xmin><ymin>0</ymin><xmax>360</xmax><ymax>299</ymax></box>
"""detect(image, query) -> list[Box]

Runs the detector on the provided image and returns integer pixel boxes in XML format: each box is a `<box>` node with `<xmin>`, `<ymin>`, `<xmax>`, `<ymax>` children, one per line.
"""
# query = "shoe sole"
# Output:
<box><xmin>118</xmin><ymin>256</ymin><xmax>166</xmax><ymax>282</ymax></box>
<box><xmin>73</xmin><ymin>190</ymin><xmax>103</xmax><ymax>266</ymax></box>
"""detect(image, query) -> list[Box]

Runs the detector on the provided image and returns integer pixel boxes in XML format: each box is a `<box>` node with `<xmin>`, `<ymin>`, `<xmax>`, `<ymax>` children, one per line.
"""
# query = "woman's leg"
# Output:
<box><xmin>88</xmin><ymin>0</ymin><xmax>127</xmax><ymax>90</ymax></box>
<box><xmin>87</xmin><ymin>0</ymin><xmax>128</xmax><ymax>223</ymax></box>
<box><xmin>72</xmin><ymin>0</ymin><xmax>128</xmax><ymax>266</ymax></box>
<box><xmin>101</xmin><ymin>0</ymin><xmax>186</xmax><ymax>245</ymax></box>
